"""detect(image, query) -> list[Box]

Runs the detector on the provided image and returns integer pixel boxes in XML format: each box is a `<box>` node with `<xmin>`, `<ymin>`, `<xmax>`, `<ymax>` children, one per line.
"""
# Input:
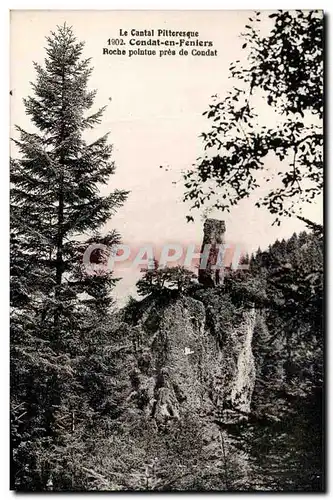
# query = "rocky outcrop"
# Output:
<box><xmin>127</xmin><ymin>294</ymin><xmax>256</xmax><ymax>425</ymax></box>
<box><xmin>129</xmin><ymin>296</ymin><xmax>207</xmax><ymax>424</ymax></box>
<box><xmin>198</xmin><ymin>218</ymin><xmax>226</xmax><ymax>288</ymax></box>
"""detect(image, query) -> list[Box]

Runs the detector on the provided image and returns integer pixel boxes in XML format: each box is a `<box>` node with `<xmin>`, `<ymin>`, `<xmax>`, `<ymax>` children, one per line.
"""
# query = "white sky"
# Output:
<box><xmin>10</xmin><ymin>10</ymin><xmax>323</xmax><ymax>304</ymax></box>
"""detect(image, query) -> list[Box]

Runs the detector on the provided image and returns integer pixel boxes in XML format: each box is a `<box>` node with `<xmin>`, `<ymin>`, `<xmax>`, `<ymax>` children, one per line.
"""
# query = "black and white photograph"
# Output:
<box><xmin>9</xmin><ymin>9</ymin><xmax>324</xmax><ymax>492</ymax></box>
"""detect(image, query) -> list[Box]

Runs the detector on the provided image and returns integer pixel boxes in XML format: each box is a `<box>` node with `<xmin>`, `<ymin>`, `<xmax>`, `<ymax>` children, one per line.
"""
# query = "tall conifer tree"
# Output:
<box><xmin>11</xmin><ymin>24</ymin><xmax>128</xmax><ymax>490</ymax></box>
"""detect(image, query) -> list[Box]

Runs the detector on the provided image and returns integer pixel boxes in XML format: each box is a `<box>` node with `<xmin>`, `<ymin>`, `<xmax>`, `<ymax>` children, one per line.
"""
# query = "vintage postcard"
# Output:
<box><xmin>10</xmin><ymin>10</ymin><xmax>324</xmax><ymax>492</ymax></box>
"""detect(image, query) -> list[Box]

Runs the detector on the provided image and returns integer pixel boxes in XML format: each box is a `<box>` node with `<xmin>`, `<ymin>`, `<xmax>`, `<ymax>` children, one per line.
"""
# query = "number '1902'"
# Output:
<box><xmin>107</xmin><ymin>38</ymin><xmax>125</xmax><ymax>46</ymax></box>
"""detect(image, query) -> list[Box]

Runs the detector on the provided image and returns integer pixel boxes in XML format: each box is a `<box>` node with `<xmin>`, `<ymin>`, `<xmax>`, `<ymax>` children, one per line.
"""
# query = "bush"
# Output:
<box><xmin>136</xmin><ymin>266</ymin><xmax>197</xmax><ymax>297</ymax></box>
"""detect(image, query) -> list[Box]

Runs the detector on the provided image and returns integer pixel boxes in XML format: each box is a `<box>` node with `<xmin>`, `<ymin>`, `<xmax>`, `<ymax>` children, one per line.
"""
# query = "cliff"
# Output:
<box><xmin>125</xmin><ymin>292</ymin><xmax>256</xmax><ymax>426</ymax></box>
<box><xmin>120</xmin><ymin>219</ymin><xmax>257</xmax><ymax>426</ymax></box>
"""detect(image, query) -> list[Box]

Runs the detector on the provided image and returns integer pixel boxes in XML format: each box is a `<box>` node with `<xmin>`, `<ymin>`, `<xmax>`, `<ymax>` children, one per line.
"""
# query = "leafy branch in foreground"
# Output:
<box><xmin>183</xmin><ymin>10</ymin><xmax>323</xmax><ymax>225</ymax></box>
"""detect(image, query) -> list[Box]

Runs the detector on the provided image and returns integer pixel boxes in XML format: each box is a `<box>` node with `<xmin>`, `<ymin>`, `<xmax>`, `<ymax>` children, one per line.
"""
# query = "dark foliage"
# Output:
<box><xmin>10</xmin><ymin>25</ymin><xmax>128</xmax><ymax>490</ymax></box>
<box><xmin>137</xmin><ymin>265</ymin><xmax>197</xmax><ymax>297</ymax></box>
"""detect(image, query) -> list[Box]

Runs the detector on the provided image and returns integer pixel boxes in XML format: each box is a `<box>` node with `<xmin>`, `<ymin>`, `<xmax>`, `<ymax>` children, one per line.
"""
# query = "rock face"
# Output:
<box><xmin>198</xmin><ymin>219</ymin><xmax>226</xmax><ymax>288</ymax></box>
<box><xmin>130</xmin><ymin>296</ymin><xmax>207</xmax><ymax>424</ymax></box>
<box><xmin>128</xmin><ymin>295</ymin><xmax>256</xmax><ymax>425</ymax></box>
<box><xmin>125</xmin><ymin>219</ymin><xmax>256</xmax><ymax>426</ymax></box>
<box><xmin>229</xmin><ymin>308</ymin><xmax>256</xmax><ymax>413</ymax></box>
